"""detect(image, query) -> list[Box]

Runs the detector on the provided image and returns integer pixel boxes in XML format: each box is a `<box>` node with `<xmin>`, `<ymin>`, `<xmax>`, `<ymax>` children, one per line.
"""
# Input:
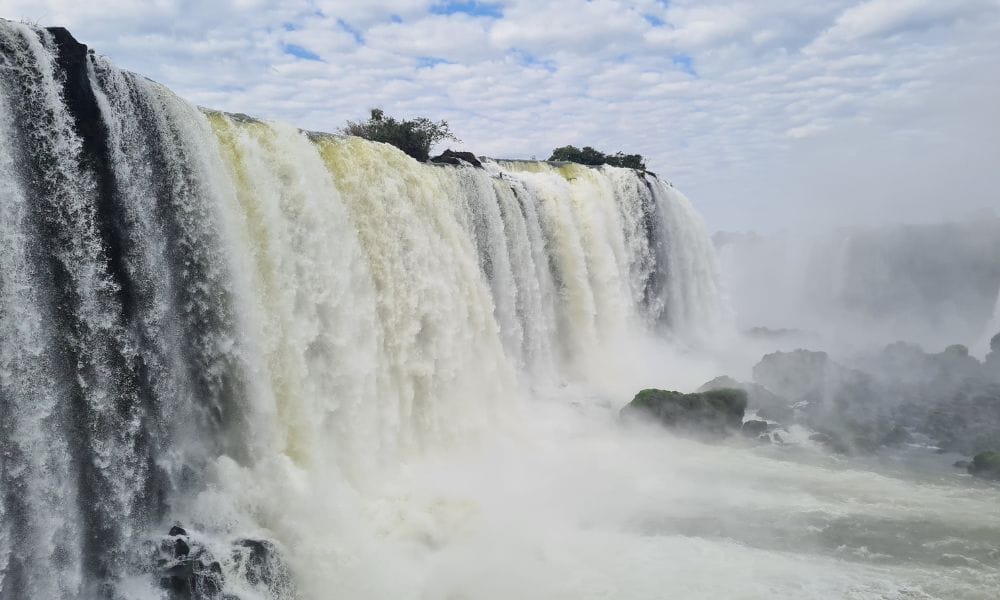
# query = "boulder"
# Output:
<box><xmin>232</xmin><ymin>539</ymin><xmax>293</xmax><ymax>594</ymax></box>
<box><xmin>968</xmin><ymin>451</ymin><xmax>1000</xmax><ymax>481</ymax></box>
<box><xmin>698</xmin><ymin>375</ymin><xmax>793</xmax><ymax>423</ymax></box>
<box><xmin>621</xmin><ymin>388</ymin><xmax>746</xmax><ymax>436</ymax></box>
<box><xmin>156</xmin><ymin>528</ymin><xmax>225</xmax><ymax>600</ymax></box>
<box><xmin>430</xmin><ymin>148</ymin><xmax>483</xmax><ymax>168</ymax></box>
<box><xmin>153</xmin><ymin>527</ymin><xmax>295</xmax><ymax>599</ymax></box>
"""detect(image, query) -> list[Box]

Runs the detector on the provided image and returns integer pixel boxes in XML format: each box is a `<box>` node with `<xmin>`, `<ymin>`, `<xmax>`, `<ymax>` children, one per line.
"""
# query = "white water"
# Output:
<box><xmin>2</xmin><ymin>21</ymin><xmax>999</xmax><ymax>600</ymax></box>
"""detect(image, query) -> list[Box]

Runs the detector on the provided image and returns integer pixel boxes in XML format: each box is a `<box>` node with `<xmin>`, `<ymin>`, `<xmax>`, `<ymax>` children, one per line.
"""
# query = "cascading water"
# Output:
<box><xmin>5</xmin><ymin>22</ymin><xmax>1000</xmax><ymax>600</ymax></box>
<box><xmin>0</xmin><ymin>23</ymin><xmax>730</xmax><ymax>599</ymax></box>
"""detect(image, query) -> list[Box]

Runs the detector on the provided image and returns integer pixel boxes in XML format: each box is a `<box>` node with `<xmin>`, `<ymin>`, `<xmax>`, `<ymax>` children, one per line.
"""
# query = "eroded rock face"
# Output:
<box><xmin>621</xmin><ymin>388</ymin><xmax>747</xmax><ymax>436</ymax></box>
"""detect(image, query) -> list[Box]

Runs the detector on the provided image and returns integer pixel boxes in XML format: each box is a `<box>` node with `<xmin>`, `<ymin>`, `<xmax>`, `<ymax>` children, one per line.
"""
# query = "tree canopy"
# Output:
<box><xmin>341</xmin><ymin>108</ymin><xmax>459</xmax><ymax>162</ymax></box>
<box><xmin>547</xmin><ymin>145</ymin><xmax>647</xmax><ymax>170</ymax></box>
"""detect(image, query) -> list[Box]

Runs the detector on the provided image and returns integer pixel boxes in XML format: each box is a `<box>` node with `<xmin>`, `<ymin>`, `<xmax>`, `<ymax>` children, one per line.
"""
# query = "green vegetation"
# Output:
<box><xmin>969</xmin><ymin>451</ymin><xmax>1000</xmax><ymax>480</ymax></box>
<box><xmin>622</xmin><ymin>387</ymin><xmax>747</xmax><ymax>435</ymax></box>
<box><xmin>547</xmin><ymin>145</ymin><xmax>647</xmax><ymax>170</ymax></box>
<box><xmin>341</xmin><ymin>108</ymin><xmax>459</xmax><ymax>162</ymax></box>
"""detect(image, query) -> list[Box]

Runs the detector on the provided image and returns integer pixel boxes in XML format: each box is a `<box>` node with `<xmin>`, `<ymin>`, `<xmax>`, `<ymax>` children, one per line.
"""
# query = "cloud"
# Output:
<box><xmin>810</xmin><ymin>0</ymin><xmax>994</xmax><ymax>50</ymax></box>
<box><xmin>1</xmin><ymin>0</ymin><xmax>998</xmax><ymax>232</ymax></box>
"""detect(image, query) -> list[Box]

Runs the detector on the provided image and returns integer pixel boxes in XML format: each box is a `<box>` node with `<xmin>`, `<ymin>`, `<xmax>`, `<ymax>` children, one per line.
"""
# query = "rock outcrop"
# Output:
<box><xmin>621</xmin><ymin>388</ymin><xmax>746</xmax><ymax>436</ymax></box>
<box><xmin>698</xmin><ymin>375</ymin><xmax>793</xmax><ymax>423</ymax></box>
<box><xmin>430</xmin><ymin>148</ymin><xmax>483</xmax><ymax>168</ymax></box>
<box><xmin>153</xmin><ymin>526</ymin><xmax>295</xmax><ymax>600</ymax></box>
<box><xmin>968</xmin><ymin>451</ymin><xmax>1000</xmax><ymax>481</ymax></box>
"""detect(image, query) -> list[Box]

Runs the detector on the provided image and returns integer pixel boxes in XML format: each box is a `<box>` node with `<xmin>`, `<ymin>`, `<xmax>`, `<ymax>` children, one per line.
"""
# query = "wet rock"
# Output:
<box><xmin>155</xmin><ymin>527</ymin><xmax>226</xmax><ymax>600</ymax></box>
<box><xmin>741</xmin><ymin>420</ymin><xmax>769</xmax><ymax>437</ymax></box>
<box><xmin>232</xmin><ymin>538</ymin><xmax>294</xmax><ymax>596</ymax></box>
<box><xmin>953</xmin><ymin>460</ymin><xmax>972</xmax><ymax>470</ymax></box>
<box><xmin>968</xmin><ymin>451</ymin><xmax>1000</xmax><ymax>481</ymax></box>
<box><xmin>698</xmin><ymin>375</ymin><xmax>793</xmax><ymax>424</ymax></box>
<box><xmin>152</xmin><ymin>526</ymin><xmax>296</xmax><ymax>599</ymax></box>
<box><xmin>621</xmin><ymin>388</ymin><xmax>746</xmax><ymax>436</ymax></box>
<box><xmin>430</xmin><ymin>148</ymin><xmax>483</xmax><ymax>168</ymax></box>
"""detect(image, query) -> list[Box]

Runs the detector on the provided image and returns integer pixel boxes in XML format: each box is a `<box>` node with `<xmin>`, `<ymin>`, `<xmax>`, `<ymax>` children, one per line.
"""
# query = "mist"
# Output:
<box><xmin>3</xmin><ymin>9</ymin><xmax>1000</xmax><ymax>600</ymax></box>
<box><xmin>716</xmin><ymin>215</ymin><xmax>1000</xmax><ymax>353</ymax></box>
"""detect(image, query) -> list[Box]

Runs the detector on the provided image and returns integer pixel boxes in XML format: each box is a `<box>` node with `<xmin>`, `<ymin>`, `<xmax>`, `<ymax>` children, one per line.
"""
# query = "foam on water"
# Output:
<box><xmin>1</xmin><ymin>21</ymin><xmax>998</xmax><ymax>600</ymax></box>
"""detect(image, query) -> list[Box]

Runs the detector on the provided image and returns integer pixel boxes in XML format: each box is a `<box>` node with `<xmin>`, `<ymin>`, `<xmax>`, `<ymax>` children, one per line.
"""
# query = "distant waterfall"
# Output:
<box><xmin>0</xmin><ymin>22</ymin><xmax>729</xmax><ymax>599</ymax></box>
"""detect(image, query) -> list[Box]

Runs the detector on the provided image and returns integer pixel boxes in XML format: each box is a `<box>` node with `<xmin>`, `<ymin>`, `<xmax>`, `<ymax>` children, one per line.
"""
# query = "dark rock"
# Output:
<box><xmin>621</xmin><ymin>388</ymin><xmax>746</xmax><ymax>436</ymax></box>
<box><xmin>741</xmin><ymin>420</ymin><xmax>769</xmax><ymax>437</ymax></box>
<box><xmin>232</xmin><ymin>538</ymin><xmax>294</xmax><ymax>596</ymax></box>
<box><xmin>155</xmin><ymin>526</ymin><xmax>226</xmax><ymax>600</ymax></box>
<box><xmin>174</xmin><ymin>538</ymin><xmax>190</xmax><ymax>558</ymax></box>
<box><xmin>772</xmin><ymin>432</ymin><xmax>784</xmax><ymax>444</ymax></box>
<box><xmin>968</xmin><ymin>451</ymin><xmax>1000</xmax><ymax>480</ymax></box>
<box><xmin>698</xmin><ymin>376</ymin><xmax>793</xmax><ymax>424</ymax></box>
<box><xmin>153</xmin><ymin>526</ymin><xmax>296</xmax><ymax>599</ymax></box>
<box><xmin>430</xmin><ymin>148</ymin><xmax>483</xmax><ymax>168</ymax></box>
<box><xmin>953</xmin><ymin>460</ymin><xmax>972</xmax><ymax>469</ymax></box>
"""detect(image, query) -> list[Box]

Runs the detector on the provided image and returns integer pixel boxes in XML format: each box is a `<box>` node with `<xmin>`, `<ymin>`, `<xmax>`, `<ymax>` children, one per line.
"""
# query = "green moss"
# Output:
<box><xmin>622</xmin><ymin>387</ymin><xmax>747</xmax><ymax>435</ymax></box>
<box><xmin>972</xmin><ymin>451</ymin><xmax>1000</xmax><ymax>470</ymax></box>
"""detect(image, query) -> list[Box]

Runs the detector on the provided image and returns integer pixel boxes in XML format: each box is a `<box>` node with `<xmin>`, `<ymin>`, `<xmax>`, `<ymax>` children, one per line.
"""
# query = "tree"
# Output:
<box><xmin>604</xmin><ymin>151</ymin><xmax>646</xmax><ymax>170</ymax></box>
<box><xmin>547</xmin><ymin>145</ymin><xmax>646</xmax><ymax>170</ymax></box>
<box><xmin>341</xmin><ymin>108</ymin><xmax>459</xmax><ymax>162</ymax></box>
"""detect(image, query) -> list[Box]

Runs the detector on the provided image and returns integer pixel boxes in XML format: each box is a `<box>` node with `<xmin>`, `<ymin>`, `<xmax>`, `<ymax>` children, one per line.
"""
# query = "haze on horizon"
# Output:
<box><xmin>2</xmin><ymin>0</ymin><xmax>998</xmax><ymax>232</ymax></box>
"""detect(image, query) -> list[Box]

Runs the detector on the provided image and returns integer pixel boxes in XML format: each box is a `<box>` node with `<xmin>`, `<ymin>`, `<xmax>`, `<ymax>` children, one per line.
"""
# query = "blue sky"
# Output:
<box><xmin>1</xmin><ymin>0</ymin><xmax>998</xmax><ymax>232</ymax></box>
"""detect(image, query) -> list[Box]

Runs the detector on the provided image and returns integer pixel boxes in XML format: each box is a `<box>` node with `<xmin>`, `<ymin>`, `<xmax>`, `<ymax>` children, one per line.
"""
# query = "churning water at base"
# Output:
<box><xmin>1</xmin><ymin>21</ymin><xmax>998</xmax><ymax>600</ymax></box>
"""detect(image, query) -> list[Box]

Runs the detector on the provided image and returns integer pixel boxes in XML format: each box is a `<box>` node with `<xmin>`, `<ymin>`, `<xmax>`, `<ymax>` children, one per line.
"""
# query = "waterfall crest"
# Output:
<box><xmin>0</xmin><ymin>22</ymin><xmax>729</xmax><ymax>598</ymax></box>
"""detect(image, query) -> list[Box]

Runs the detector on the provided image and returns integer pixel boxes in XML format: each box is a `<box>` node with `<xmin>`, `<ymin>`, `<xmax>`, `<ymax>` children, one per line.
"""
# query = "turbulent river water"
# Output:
<box><xmin>1</xmin><ymin>21</ymin><xmax>998</xmax><ymax>600</ymax></box>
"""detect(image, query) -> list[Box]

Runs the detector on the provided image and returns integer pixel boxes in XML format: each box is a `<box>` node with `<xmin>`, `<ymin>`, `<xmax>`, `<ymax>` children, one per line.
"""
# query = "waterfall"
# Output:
<box><xmin>0</xmin><ymin>23</ymin><xmax>729</xmax><ymax>599</ymax></box>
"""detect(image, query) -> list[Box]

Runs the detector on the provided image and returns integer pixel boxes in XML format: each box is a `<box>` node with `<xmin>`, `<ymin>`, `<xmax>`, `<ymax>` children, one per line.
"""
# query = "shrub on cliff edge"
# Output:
<box><xmin>341</xmin><ymin>108</ymin><xmax>459</xmax><ymax>162</ymax></box>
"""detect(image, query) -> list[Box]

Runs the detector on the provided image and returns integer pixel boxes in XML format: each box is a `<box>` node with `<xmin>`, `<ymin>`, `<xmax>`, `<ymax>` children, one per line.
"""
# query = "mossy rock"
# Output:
<box><xmin>621</xmin><ymin>388</ymin><xmax>747</xmax><ymax>435</ymax></box>
<box><xmin>968</xmin><ymin>451</ymin><xmax>1000</xmax><ymax>480</ymax></box>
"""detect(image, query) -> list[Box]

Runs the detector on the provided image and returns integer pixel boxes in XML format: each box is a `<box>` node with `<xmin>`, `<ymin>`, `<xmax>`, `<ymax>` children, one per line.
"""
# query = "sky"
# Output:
<box><xmin>2</xmin><ymin>0</ymin><xmax>999</xmax><ymax>232</ymax></box>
